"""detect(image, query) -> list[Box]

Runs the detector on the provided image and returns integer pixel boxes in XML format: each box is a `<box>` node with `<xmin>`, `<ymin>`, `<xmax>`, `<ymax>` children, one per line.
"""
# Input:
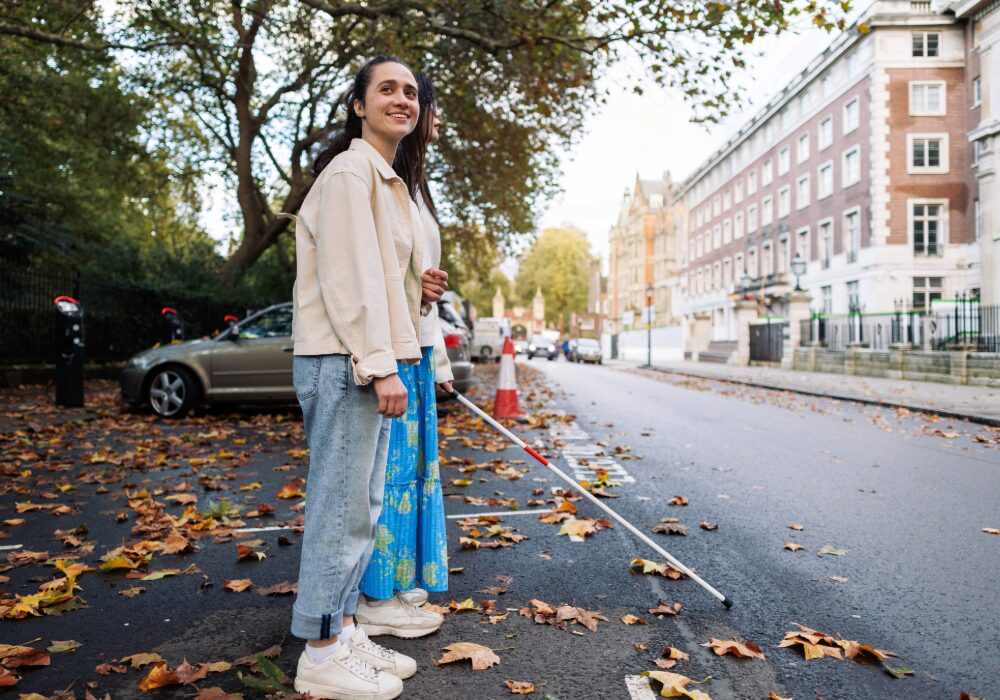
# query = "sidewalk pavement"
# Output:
<box><xmin>613</xmin><ymin>358</ymin><xmax>1000</xmax><ymax>427</ymax></box>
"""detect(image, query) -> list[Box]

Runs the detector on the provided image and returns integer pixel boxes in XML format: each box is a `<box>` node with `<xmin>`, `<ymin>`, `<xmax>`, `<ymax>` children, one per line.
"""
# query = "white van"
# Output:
<box><xmin>472</xmin><ymin>317</ymin><xmax>505</xmax><ymax>361</ymax></box>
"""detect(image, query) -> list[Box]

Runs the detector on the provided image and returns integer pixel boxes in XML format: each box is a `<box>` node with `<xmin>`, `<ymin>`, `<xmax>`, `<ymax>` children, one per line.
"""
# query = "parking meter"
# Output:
<box><xmin>161</xmin><ymin>307</ymin><xmax>184</xmax><ymax>344</ymax></box>
<box><xmin>53</xmin><ymin>295</ymin><xmax>84</xmax><ymax>407</ymax></box>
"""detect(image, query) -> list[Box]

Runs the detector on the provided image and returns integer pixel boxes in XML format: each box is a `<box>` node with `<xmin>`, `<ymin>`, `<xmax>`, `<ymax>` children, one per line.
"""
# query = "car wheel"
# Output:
<box><xmin>147</xmin><ymin>366</ymin><xmax>198</xmax><ymax>419</ymax></box>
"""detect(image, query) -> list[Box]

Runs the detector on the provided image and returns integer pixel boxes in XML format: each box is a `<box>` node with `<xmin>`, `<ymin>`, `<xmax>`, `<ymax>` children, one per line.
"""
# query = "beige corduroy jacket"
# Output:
<box><xmin>292</xmin><ymin>138</ymin><xmax>423</xmax><ymax>385</ymax></box>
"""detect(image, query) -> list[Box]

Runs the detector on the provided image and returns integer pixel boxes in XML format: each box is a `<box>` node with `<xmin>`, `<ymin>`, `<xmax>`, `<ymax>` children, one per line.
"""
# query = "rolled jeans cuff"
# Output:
<box><xmin>343</xmin><ymin>589</ymin><xmax>362</xmax><ymax>617</ymax></box>
<box><xmin>291</xmin><ymin>604</ymin><xmax>345</xmax><ymax>641</ymax></box>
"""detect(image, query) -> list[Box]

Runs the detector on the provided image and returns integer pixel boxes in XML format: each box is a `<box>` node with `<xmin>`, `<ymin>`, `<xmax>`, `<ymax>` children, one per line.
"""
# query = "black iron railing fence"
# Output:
<box><xmin>799</xmin><ymin>297</ymin><xmax>999</xmax><ymax>353</ymax></box>
<box><xmin>1</xmin><ymin>265</ymin><xmax>244</xmax><ymax>365</ymax></box>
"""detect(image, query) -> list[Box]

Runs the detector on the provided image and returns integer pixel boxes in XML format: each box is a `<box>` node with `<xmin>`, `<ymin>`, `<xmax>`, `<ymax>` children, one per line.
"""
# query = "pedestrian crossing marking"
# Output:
<box><xmin>624</xmin><ymin>675</ymin><xmax>658</xmax><ymax>699</ymax></box>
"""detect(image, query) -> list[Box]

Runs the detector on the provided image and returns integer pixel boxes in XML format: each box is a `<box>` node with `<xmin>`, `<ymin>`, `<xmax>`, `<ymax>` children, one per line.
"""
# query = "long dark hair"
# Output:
<box><xmin>312</xmin><ymin>55</ymin><xmax>413</xmax><ymax>178</ymax></box>
<box><xmin>394</xmin><ymin>73</ymin><xmax>440</xmax><ymax>225</ymax></box>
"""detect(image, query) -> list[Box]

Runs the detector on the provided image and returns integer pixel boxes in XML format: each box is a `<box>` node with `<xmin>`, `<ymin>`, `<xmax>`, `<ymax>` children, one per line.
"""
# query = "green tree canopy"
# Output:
<box><xmin>514</xmin><ymin>227</ymin><xmax>591</xmax><ymax>327</ymax></box>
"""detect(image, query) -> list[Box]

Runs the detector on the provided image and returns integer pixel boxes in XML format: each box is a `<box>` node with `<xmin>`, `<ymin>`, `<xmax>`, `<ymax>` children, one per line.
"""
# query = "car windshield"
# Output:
<box><xmin>578</xmin><ymin>340</ymin><xmax>599</xmax><ymax>348</ymax></box>
<box><xmin>530</xmin><ymin>337</ymin><xmax>549</xmax><ymax>345</ymax></box>
<box><xmin>235</xmin><ymin>307</ymin><xmax>293</xmax><ymax>339</ymax></box>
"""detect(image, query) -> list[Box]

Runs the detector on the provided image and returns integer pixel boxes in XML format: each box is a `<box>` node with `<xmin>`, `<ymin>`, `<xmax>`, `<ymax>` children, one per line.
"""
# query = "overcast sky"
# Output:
<box><xmin>535</xmin><ymin>23</ymin><xmax>838</xmax><ymax>269</ymax></box>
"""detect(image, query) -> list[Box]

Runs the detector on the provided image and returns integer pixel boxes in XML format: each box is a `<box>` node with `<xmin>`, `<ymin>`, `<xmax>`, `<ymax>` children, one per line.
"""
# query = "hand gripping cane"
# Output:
<box><xmin>445</xmin><ymin>389</ymin><xmax>733</xmax><ymax>609</ymax></box>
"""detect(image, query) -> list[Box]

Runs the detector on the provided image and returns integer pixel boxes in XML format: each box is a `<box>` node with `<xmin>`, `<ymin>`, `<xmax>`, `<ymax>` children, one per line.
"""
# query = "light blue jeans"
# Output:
<box><xmin>290</xmin><ymin>354</ymin><xmax>390</xmax><ymax>640</ymax></box>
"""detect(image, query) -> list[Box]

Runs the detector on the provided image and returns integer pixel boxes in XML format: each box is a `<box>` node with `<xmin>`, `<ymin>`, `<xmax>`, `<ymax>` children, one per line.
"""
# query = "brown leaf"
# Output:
<box><xmin>95</xmin><ymin>662</ymin><xmax>129</xmax><ymax>675</ymax></box>
<box><xmin>236</xmin><ymin>544</ymin><xmax>265</xmax><ymax>562</ymax></box>
<box><xmin>119</xmin><ymin>652</ymin><xmax>163</xmax><ymax>668</ymax></box>
<box><xmin>276</xmin><ymin>481</ymin><xmax>305</xmax><ymax>499</ymax></box>
<box><xmin>119</xmin><ymin>586</ymin><xmax>146</xmax><ymax>598</ymax></box>
<box><xmin>784</xmin><ymin>543</ymin><xmax>804</xmax><ymax>552</ymax></box>
<box><xmin>194</xmin><ymin>688</ymin><xmax>244</xmax><ymax>700</ymax></box>
<box><xmin>699</xmin><ymin>521</ymin><xmax>719</xmax><ymax>531</ymax></box>
<box><xmin>139</xmin><ymin>662</ymin><xmax>180</xmax><ymax>691</ymax></box>
<box><xmin>505</xmin><ymin>680</ymin><xmax>535</xmax><ymax>694</ymax></box>
<box><xmin>787</xmin><ymin>523</ymin><xmax>804</xmax><ymax>531</ymax></box>
<box><xmin>258</xmin><ymin>581</ymin><xmax>298</xmax><ymax>596</ymax></box>
<box><xmin>701</xmin><ymin>637</ymin><xmax>765</xmax><ymax>660</ymax></box>
<box><xmin>651</xmin><ymin>522</ymin><xmax>687</xmax><ymax>536</ymax></box>
<box><xmin>983</xmin><ymin>528</ymin><xmax>1000</xmax><ymax>535</ymax></box>
<box><xmin>652</xmin><ymin>646</ymin><xmax>689</xmax><ymax>669</ymax></box>
<box><xmin>621</xmin><ymin>614</ymin><xmax>648</xmax><ymax>625</ymax></box>
<box><xmin>0</xmin><ymin>666</ymin><xmax>18</xmax><ymax>687</ymax></box>
<box><xmin>224</xmin><ymin>579</ymin><xmax>252</xmax><ymax>592</ymax></box>
<box><xmin>649</xmin><ymin>601</ymin><xmax>683</xmax><ymax>617</ymax></box>
<box><xmin>769</xmin><ymin>694</ymin><xmax>793</xmax><ymax>700</ymax></box>
<box><xmin>0</xmin><ymin>644</ymin><xmax>51</xmax><ymax>668</ymax></box>
<box><xmin>668</xmin><ymin>496</ymin><xmax>689</xmax><ymax>506</ymax></box>
<box><xmin>435</xmin><ymin>642</ymin><xmax>500</xmax><ymax>670</ymax></box>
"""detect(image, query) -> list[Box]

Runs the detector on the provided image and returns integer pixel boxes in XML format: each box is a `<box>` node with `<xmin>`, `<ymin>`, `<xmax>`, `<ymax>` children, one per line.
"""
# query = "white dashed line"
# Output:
<box><xmin>561</xmin><ymin>443</ymin><xmax>635</xmax><ymax>484</ymax></box>
<box><xmin>446</xmin><ymin>509</ymin><xmax>552</xmax><ymax>520</ymax></box>
<box><xmin>232</xmin><ymin>526</ymin><xmax>296</xmax><ymax>534</ymax></box>
<box><xmin>625</xmin><ymin>674</ymin><xmax>658</xmax><ymax>699</ymax></box>
<box><xmin>0</xmin><ymin>544</ymin><xmax>23</xmax><ymax>551</ymax></box>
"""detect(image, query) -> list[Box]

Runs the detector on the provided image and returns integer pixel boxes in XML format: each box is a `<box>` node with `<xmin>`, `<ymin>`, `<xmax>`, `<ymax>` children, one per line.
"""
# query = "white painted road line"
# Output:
<box><xmin>625</xmin><ymin>674</ymin><xmax>658</xmax><ymax>699</ymax></box>
<box><xmin>0</xmin><ymin>544</ymin><xmax>23</xmax><ymax>551</ymax></box>
<box><xmin>447</xmin><ymin>509</ymin><xmax>551</xmax><ymax>520</ymax></box>
<box><xmin>232</xmin><ymin>526</ymin><xmax>296</xmax><ymax>534</ymax></box>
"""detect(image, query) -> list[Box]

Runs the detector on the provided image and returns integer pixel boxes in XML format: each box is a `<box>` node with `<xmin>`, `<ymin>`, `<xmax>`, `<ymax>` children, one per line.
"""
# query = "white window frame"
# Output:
<box><xmin>912</xmin><ymin>31</ymin><xmax>941</xmax><ymax>58</ymax></box>
<box><xmin>723</xmin><ymin>218</ymin><xmax>732</xmax><ymax>244</ymax></box>
<box><xmin>818</xmin><ymin>116</ymin><xmax>833</xmax><ymax>151</ymax></box>
<box><xmin>735</xmin><ymin>180</ymin><xmax>744</xmax><ymax>204</ymax></box>
<box><xmin>748</xmin><ymin>204</ymin><xmax>759</xmax><ymax>233</ymax></box>
<box><xmin>843</xmin><ymin>97</ymin><xmax>860</xmax><ymax>134</ymax></box>
<box><xmin>973</xmin><ymin>76</ymin><xmax>982</xmax><ymax>108</ymax></box>
<box><xmin>723</xmin><ymin>189</ymin><xmax>732</xmax><ymax>211</ymax></box>
<box><xmin>762</xmin><ymin>159</ymin><xmax>774</xmax><ymax>186</ymax></box>
<box><xmin>723</xmin><ymin>257</ymin><xmax>733</xmax><ymax>285</ymax></box>
<box><xmin>748</xmin><ymin>171</ymin><xmax>758</xmax><ymax>196</ymax></box>
<box><xmin>713</xmin><ymin>195</ymin><xmax>722</xmax><ymax>217</ymax></box>
<box><xmin>734</xmin><ymin>252</ymin><xmax>745</xmax><ymax>276</ymax></box>
<box><xmin>842</xmin><ymin>146</ymin><xmax>861</xmax><ymax>188</ymax></box>
<box><xmin>797</xmin><ymin>133</ymin><xmax>811</xmax><ymax>164</ymax></box>
<box><xmin>747</xmin><ymin>247</ymin><xmax>759</xmax><ymax>278</ymax></box>
<box><xmin>762</xmin><ymin>241</ymin><xmax>774</xmax><ymax>277</ymax></box>
<box><xmin>734</xmin><ymin>211</ymin><xmax>745</xmax><ymax>239</ymax></box>
<box><xmin>777</xmin><ymin>234</ymin><xmax>790</xmax><ymax>274</ymax></box>
<box><xmin>909</xmin><ymin>81</ymin><xmax>946</xmax><ymax>117</ymax></box>
<box><xmin>778</xmin><ymin>146</ymin><xmax>791</xmax><ymax>175</ymax></box>
<box><xmin>797</xmin><ymin>227</ymin><xmax>811</xmax><ymax>262</ymax></box>
<box><xmin>843</xmin><ymin>206</ymin><xmax>861</xmax><ymax>264</ymax></box>
<box><xmin>761</xmin><ymin>196</ymin><xmax>774</xmax><ymax>226</ymax></box>
<box><xmin>796</xmin><ymin>174</ymin><xmax>811</xmax><ymax>210</ymax></box>
<box><xmin>712</xmin><ymin>224</ymin><xmax>722</xmax><ymax>249</ymax></box>
<box><xmin>778</xmin><ymin>185</ymin><xmax>791</xmax><ymax>219</ymax></box>
<box><xmin>908</xmin><ymin>198</ymin><xmax>948</xmax><ymax>256</ymax></box>
<box><xmin>907</xmin><ymin>133</ymin><xmax>949</xmax><ymax>174</ymax></box>
<box><xmin>818</xmin><ymin>217</ymin><xmax>834</xmax><ymax>270</ymax></box>
<box><xmin>817</xmin><ymin>160</ymin><xmax>834</xmax><ymax>200</ymax></box>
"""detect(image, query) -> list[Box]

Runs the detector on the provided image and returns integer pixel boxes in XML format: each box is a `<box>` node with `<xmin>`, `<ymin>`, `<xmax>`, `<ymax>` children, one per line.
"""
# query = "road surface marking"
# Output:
<box><xmin>447</xmin><ymin>509</ymin><xmax>551</xmax><ymax>520</ymax></box>
<box><xmin>560</xmin><ymin>443</ymin><xmax>635</xmax><ymax>484</ymax></box>
<box><xmin>233</xmin><ymin>526</ymin><xmax>296</xmax><ymax>534</ymax></box>
<box><xmin>625</xmin><ymin>675</ymin><xmax>657</xmax><ymax>699</ymax></box>
<box><xmin>0</xmin><ymin>544</ymin><xmax>23</xmax><ymax>551</ymax></box>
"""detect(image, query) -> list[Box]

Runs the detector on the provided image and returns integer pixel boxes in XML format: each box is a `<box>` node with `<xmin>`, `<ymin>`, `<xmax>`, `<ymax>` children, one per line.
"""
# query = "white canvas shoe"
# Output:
<box><xmin>350</xmin><ymin>627</ymin><xmax>417</xmax><ymax>679</ymax></box>
<box><xmin>397</xmin><ymin>588</ymin><xmax>428</xmax><ymax>606</ymax></box>
<box><xmin>356</xmin><ymin>593</ymin><xmax>444</xmax><ymax>639</ymax></box>
<box><xmin>293</xmin><ymin>643</ymin><xmax>403</xmax><ymax>700</ymax></box>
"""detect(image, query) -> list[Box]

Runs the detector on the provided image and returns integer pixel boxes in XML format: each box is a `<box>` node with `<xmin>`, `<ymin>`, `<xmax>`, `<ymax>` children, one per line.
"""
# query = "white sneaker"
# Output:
<box><xmin>293</xmin><ymin>643</ymin><xmax>403</xmax><ymax>700</ymax></box>
<box><xmin>398</xmin><ymin>588</ymin><xmax>428</xmax><ymax>606</ymax></box>
<box><xmin>350</xmin><ymin>627</ymin><xmax>417</xmax><ymax>679</ymax></box>
<box><xmin>356</xmin><ymin>593</ymin><xmax>444</xmax><ymax>639</ymax></box>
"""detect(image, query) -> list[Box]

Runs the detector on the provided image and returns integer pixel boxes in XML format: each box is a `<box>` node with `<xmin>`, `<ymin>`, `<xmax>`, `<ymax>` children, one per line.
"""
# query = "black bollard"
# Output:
<box><xmin>53</xmin><ymin>295</ymin><xmax>85</xmax><ymax>408</ymax></box>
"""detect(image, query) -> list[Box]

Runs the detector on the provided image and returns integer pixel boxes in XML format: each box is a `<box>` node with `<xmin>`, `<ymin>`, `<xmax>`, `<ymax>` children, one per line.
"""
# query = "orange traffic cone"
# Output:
<box><xmin>493</xmin><ymin>336</ymin><xmax>521</xmax><ymax>418</ymax></box>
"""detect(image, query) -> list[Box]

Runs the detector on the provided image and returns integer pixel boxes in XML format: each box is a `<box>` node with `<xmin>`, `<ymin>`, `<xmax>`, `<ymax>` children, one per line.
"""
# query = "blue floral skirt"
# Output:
<box><xmin>359</xmin><ymin>347</ymin><xmax>448</xmax><ymax>599</ymax></box>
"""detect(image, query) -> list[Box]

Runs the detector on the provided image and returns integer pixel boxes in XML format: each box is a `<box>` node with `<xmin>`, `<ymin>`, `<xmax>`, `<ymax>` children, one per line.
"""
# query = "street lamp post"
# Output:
<box><xmin>790</xmin><ymin>254</ymin><xmax>807</xmax><ymax>292</ymax></box>
<box><xmin>642</xmin><ymin>284</ymin><xmax>654</xmax><ymax>368</ymax></box>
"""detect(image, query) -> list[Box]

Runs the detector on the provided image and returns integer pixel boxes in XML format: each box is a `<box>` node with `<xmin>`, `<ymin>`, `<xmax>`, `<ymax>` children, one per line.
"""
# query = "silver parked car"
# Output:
<box><xmin>573</xmin><ymin>338</ymin><xmax>603</xmax><ymax>364</ymax></box>
<box><xmin>122</xmin><ymin>301</ymin><xmax>474</xmax><ymax>418</ymax></box>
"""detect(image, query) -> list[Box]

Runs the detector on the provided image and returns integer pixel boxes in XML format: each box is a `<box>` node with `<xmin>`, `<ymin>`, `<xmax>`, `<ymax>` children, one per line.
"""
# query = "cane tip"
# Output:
<box><xmin>722</xmin><ymin>597</ymin><xmax>734</xmax><ymax>609</ymax></box>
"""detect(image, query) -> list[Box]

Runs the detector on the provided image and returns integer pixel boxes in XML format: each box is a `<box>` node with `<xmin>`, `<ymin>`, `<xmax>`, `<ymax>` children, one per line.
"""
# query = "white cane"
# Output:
<box><xmin>446</xmin><ymin>389</ymin><xmax>733</xmax><ymax>609</ymax></box>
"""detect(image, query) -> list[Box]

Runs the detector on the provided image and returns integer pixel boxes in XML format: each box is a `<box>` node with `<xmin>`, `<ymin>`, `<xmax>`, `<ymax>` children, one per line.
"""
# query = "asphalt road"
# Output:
<box><xmin>2</xmin><ymin>365</ymin><xmax>998</xmax><ymax>699</ymax></box>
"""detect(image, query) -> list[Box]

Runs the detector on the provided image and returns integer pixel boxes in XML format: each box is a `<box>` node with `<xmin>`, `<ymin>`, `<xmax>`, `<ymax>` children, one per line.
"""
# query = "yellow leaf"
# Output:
<box><xmin>621</xmin><ymin>614</ymin><xmax>648</xmax><ymax>625</ymax></box>
<box><xmin>139</xmin><ymin>662</ymin><xmax>180</xmax><ymax>691</ymax></box>
<box><xmin>434</xmin><ymin>642</ymin><xmax>500</xmax><ymax>670</ymax></box>
<box><xmin>224</xmin><ymin>579</ymin><xmax>252</xmax><ymax>592</ymax></box>
<box><xmin>119</xmin><ymin>652</ymin><xmax>163</xmax><ymax>668</ymax></box>
<box><xmin>700</xmin><ymin>637</ymin><xmax>765</xmax><ymax>660</ymax></box>
<box><xmin>448</xmin><ymin>598</ymin><xmax>480</xmax><ymax>612</ymax></box>
<box><xmin>784</xmin><ymin>543</ymin><xmax>803</xmax><ymax>552</ymax></box>
<box><xmin>505</xmin><ymin>679</ymin><xmax>535</xmax><ymax>694</ymax></box>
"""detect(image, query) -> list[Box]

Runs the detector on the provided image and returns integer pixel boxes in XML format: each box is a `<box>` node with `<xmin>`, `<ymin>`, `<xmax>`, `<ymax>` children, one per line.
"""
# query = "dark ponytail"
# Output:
<box><xmin>313</xmin><ymin>55</ymin><xmax>412</xmax><ymax>177</ymax></box>
<box><xmin>394</xmin><ymin>73</ymin><xmax>440</xmax><ymax>225</ymax></box>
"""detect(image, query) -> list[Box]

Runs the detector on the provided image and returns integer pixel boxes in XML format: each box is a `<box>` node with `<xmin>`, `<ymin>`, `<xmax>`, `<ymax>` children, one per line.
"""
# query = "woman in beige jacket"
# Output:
<box><xmin>290</xmin><ymin>56</ymin><xmax>439</xmax><ymax>700</ymax></box>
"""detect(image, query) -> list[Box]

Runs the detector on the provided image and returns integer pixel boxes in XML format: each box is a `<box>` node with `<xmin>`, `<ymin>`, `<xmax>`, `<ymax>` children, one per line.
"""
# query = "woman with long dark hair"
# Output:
<box><xmin>354</xmin><ymin>73</ymin><xmax>452</xmax><ymax>637</ymax></box>
<box><xmin>290</xmin><ymin>55</ymin><xmax>434</xmax><ymax>700</ymax></box>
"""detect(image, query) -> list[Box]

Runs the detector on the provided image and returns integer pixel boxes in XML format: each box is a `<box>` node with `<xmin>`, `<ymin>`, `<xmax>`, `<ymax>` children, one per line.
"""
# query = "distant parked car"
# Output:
<box><xmin>526</xmin><ymin>335</ymin><xmax>558</xmax><ymax>361</ymax></box>
<box><xmin>472</xmin><ymin>316</ymin><xmax>504</xmax><ymax>362</ymax></box>
<box><xmin>513</xmin><ymin>339</ymin><xmax>528</xmax><ymax>355</ymax></box>
<box><xmin>574</xmin><ymin>338</ymin><xmax>603</xmax><ymax>364</ymax></box>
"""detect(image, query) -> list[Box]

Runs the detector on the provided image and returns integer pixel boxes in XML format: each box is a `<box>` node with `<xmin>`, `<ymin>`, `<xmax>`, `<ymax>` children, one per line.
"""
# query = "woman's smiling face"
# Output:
<box><xmin>356</xmin><ymin>62</ymin><xmax>419</xmax><ymax>142</ymax></box>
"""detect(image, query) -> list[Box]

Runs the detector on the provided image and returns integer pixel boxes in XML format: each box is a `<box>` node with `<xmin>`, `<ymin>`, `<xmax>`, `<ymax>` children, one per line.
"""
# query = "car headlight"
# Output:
<box><xmin>127</xmin><ymin>356</ymin><xmax>151</xmax><ymax>369</ymax></box>
<box><xmin>548</xmin><ymin>345</ymin><xmax>555</xmax><ymax>351</ymax></box>
<box><xmin>529</xmin><ymin>345</ymin><xmax>536</xmax><ymax>351</ymax></box>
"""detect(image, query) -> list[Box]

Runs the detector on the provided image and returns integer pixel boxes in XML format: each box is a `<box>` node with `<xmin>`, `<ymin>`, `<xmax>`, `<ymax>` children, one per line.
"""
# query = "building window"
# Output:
<box><xmin>818</xmin><ymin>117</ymin><xmax>833</xmax><ymax>151</ymax></box>
<box><xmin>713</xmin><ymin>262</ymin><xmax>721</xmax><ymax>290</ymax></box>
<box><xmin>696</xmin><ymin>235</ymin><xmax>703</xmax><ymax>258</ymax></box>
<box><xmin>748</xmin><ymin>205</ymin><xmax>759</xmax><ymax>233</ymax></box>
<box><xmin>748</xmin><ymin>247</ymin><xmax>758</xmax><ymax>278</ymax></box>
<box><xmin>817</xmin><ymin>162</ymin><xmax>834</xmax><ymax>199</ymax></box>
<box><xmin>842</xmin><ymin>147</ymin><xmax>861</xmax><ymax>187</ymax></box>
<box><xmin>762</xmin><ymin>159</ymin><xmax>774</xmax><ymax>186</ymax></box>
<box><xmin>723</xmin><ymin>189</ymin><xmax>732</xmax><ymax>211</ymax></box>
<box><xmin>819</xmin><ymin>220</ymin><xmax>834</xmax><ymax>269</ymax></box>
<box><xmin>735</xmin><ymin>211</ymin><xmax>745</xmax><ymax>239</ymax></box>
<box><xmin>713</xmin><ymin>195</ymin><xmax>721</xmax><ymax>216</ymax></box>
<box><xmin>797</xmin><ymin>133</ymin><xmax>811</xmax><ymax>164</ymax></box>
<box><xmin>797</xmin><ymin>227</ymin><xmax>810</xmax><ymax>261</ymax></box>
<box><xmin>689</xmin><ymin>240</ymin><xmax>696</xmax><ymax>261</ymax></box>
<box><xmin>912</xmin><ymin>276</ymin><xmax>943</xmax><ymax>310</ymax></box>
<box><xmin>822</xmin><ymin>73</ymin><xmax>833</xmax><ymax>98</ymax></box>
<box><xmin>973</xmin><ymin>76</ymin><xmax>982</xmax><ymax>107</ymax></box>
<box><xmin>847</xmin><ymin>280</ymin><xmax>859</xmax><ymax>309</ymax></box>
<box><xmin>762</xmin><ymin>242</ymin><xmax>774</xmax><ymax>277</ymax></box>
<box><xmin>843</xmin><ymin>97</ymin><xmax>860</xmax><ymax>133</ymax></box>
<box><xmin>778</xmin><ymin>235</ymin><xmax>790</xmax><ymax>273</ymax></box>
<box><xmin>910</xmin><ymin>82</ymin><xmax>946</xmax><ymax>116</ymax></box>
<box><xmin>778</xmin><ymin>146</ymin><xmax>791</xmax><ymax>175</ymax></box>
<box><xmin>761</xmin><ymin>196</ymin><xmax>774</xmax><ymax>226</ymax></box>
<box><xmin>912</xmin><ymin>32</ymin><xmax>940</xmax><ymax>58</ymax></box>
<box><xmin>796</xmin><ymin>174</ymin><xmax>811</xmax><ymax>210</ymax></box>
<box><xmin>735</xmin><ymin>180</ymin><xmax>744</xmax><ymax>204</ymax></box>
<box><xmin>735</xmin><ymin>253</ymin><xmax>745</xmax><ymax>276</ymax></box>
<box><xmin>778</xmin><ymin>186</ymin><xmax>791</xmax><ymax>218</ymax></box>
<box><xmin>713</xmin><ymin>224</ymin><xmax>722</xmax><ymax>249</ymax></box>
<box><xmin>912</xmin><ymin>202</ymin><xmax>944</xmax><ymax>255</ymax></box>
<box><xmin>822</xmin><ymin>286</ymin><xmax>833</xmax><ymax>314</ymax></box>
<box><xmin>844</xmin><ymin>209</ymin><xmax>860</xmax><ymax>263</ymax></box>
<box><xmin>908</xmin><ymin>134</ymin><xmax>948</xmax><ymax>173</ymax></box>
<box><xmin>723</xmin><ymin>257</ymin><xmax>733</xmax><ymax>285</ymax></box>
<box><xmin>748</xmin><ymin>170</ymin><xmax>758</xmax><ymax>195</ymax></box>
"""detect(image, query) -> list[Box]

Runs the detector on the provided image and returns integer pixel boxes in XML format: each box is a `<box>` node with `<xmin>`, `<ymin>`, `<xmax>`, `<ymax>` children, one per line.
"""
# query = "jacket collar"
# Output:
<box><xmin>349</xmin><ymin>138</ymin><xmax>401</xmax><ymax>182</ymax></box>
